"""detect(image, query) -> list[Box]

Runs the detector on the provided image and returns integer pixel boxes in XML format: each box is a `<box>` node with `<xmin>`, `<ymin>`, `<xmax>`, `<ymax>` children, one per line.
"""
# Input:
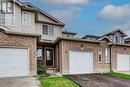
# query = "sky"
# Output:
<box><xmin>22</xmin><ymin>0</ymin><xmax>130</xmax><ymax>37</ymax></box>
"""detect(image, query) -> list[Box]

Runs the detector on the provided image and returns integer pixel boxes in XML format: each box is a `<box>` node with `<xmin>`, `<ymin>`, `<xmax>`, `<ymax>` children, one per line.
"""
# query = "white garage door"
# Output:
<box><xmin>69</xmin><ymin>51</ymin><xmax>93</xmax><ymax>74</ymax></box>
<box><xmin>0</xmin><ymin>48</ymin><xmax>29</xmax><ymax>77</ymax></box>
<box><xmin>117</xmin><ymin>54</ymin><xmax>130</xmax><ymax>71</ymax></box>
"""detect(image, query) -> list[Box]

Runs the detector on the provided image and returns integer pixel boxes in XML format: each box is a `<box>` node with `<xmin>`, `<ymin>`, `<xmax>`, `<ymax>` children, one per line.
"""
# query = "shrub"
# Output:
<box><xmin>38</xmin><ymin>65</ymin><xmax>47</xmax><ymax>75</ymax></box>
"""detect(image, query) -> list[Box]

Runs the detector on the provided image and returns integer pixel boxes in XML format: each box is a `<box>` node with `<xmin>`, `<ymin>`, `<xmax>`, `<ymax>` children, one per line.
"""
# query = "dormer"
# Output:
<box><xmin>103</xmin><ymin>29</ymin><xmax>127</xmax><ymax>44</ymax></box>
<box><xmin>62</xmin><ymin>31</ymin><xmax>77</xmax><ymax>38</ymax></box>
<box><xmin>125</xmin><ymin>38</ymin><xmax>130</xmax><ymax>44</ymax></box>
<box><xmin>82</xmin><ymin>35</ymin><xmax>100</xmax><ymax>41</ymax></box>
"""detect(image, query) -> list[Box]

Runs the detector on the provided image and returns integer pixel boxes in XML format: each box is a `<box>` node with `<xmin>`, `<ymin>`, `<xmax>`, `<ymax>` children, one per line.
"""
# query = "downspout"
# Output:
<box><xmin>110</xmin><ymin>43</ymin><xmax>116</xmax><ymax>72</ymax></box>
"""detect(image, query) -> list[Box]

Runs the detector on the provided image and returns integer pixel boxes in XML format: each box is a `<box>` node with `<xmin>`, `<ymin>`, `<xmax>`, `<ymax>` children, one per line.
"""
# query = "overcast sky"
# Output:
<box><xmin>22</xmin><ymin>0</ymin><xmax>130</xmax><ymax>37</ymax></box>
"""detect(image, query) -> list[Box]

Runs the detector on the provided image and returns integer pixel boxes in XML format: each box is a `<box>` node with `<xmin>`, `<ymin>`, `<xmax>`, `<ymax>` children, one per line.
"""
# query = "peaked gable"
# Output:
<box><xmin>104</xmin><ymin>29</ymin><xmax>127</xmax><ymax>37</ymax></box>
<box><xmin>16</xmin><ymin>0</ymin><xmax>64</xmax><ymax>26</ymax></box>
<box><xmin>99</xmin><ymin>36</ymin><xmax>113</xmax><ymax>42</ymax></box>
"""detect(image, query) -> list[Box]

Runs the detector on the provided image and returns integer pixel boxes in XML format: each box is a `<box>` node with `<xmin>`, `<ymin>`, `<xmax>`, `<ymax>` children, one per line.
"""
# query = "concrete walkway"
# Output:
<box><xmin>0</xmin><ymin>77</ymin><xmax>40</xmax><ymax>87</ymax></box>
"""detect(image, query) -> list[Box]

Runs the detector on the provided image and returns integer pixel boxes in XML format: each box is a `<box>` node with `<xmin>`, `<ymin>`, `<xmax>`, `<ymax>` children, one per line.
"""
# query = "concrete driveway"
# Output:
<box><xmin>66</xmin><ymin>74</ymin><xmax>130</xmax><ymax>87</ymax></box>
<box><xmin>0</xmin><ymin>77</ymin><xmax>40</xmax><ymax>87</ymax></box>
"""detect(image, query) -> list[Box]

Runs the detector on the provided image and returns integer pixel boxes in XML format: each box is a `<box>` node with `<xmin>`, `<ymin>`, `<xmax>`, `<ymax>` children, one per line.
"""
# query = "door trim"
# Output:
<box><xmin>44</xmin><ymin>47</ymin><xmax>54</xmax><ymax>67</ymax></box>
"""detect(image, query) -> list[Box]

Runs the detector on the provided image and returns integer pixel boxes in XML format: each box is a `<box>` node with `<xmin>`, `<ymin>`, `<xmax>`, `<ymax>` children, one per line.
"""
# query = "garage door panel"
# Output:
<box><xmin>69</xmin><ymin>51</ymin><xmax>93</xmax><ymax>74</ymax></box>
<box><xmin>0</xmin><ymin>48</ymin><xmax>29</xmax><ymax>77</ymax></box>
<box><xmin>117</xmin><ymin>54</ymin><xmax>130</xmax><ymax>71</ymax></box>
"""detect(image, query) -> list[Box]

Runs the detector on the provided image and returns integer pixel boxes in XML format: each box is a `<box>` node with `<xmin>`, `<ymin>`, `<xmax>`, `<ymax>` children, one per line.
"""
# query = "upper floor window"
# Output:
<box><xmin>114</xmin><ymin>35</ymin><xmax>122</xmax><ymax>43</ymax></box>
<box><xmin>98</xmin><ymin>48</ymin><xmax>102</xmax><ymax>63</ymax></box>
<box><xmin>22</xmin><ymin>11</ymin><xmax>30</xmax><ymax>26</ymax></box>
<box><xmin>0</xmin><ymin>1</ymin><xmax>14</xmax><ymax>14</ymax></box>
<box><xmin>43</xmin><ymin>25</ymin><xmax>54</xmax><ymax>36</ymax></box>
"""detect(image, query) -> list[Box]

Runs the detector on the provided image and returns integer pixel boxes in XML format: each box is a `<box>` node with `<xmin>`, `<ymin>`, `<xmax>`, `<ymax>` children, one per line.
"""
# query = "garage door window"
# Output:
<box><xmin>98</xmin><ymin>48</ymin><xmax>102</xmax><ymax>63</ymax></box>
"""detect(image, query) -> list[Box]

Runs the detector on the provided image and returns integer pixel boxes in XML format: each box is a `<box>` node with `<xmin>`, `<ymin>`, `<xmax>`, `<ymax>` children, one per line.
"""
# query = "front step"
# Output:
<box><xmin>46</xmin><ymin>68</ymin><xmax>62</xmax><ymax>76</ymax></box>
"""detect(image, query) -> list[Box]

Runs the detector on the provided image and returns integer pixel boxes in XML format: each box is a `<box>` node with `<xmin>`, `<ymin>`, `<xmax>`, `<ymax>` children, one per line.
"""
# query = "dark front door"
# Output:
<box><xmin>45</xmin><ymin>48</ymin><xmax>54</xmax><ymax>66</ymax></box>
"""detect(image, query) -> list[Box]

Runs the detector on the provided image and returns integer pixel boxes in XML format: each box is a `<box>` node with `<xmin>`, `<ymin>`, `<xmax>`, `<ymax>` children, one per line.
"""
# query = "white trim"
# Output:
<box><xmin>42</xmin><ymin>24</ymin><xmax>54</xmax><ymax>36</ymax></box>
<box><xmin>37</xmin><ymin>46</ymin><xmax>43</xmax><ymax>60</ymax></box>
<box><xmin>44</xmin><ymin>47</ymin><xmax>54</xmax><ymax>67</ymax></box>
<box><xmin>22</xmin><ymin>11</ymin><xmax>31</xmax><ymax>26</ymax></box>
<box><xmin>105</xmin><ymin>48</ymin><xmax>110</xmax><ymax>64</ymax></box>
<box><xmin>99</xmin><ymin>36</ymin><xmax>113</xmax><ymax>42</ymax></box>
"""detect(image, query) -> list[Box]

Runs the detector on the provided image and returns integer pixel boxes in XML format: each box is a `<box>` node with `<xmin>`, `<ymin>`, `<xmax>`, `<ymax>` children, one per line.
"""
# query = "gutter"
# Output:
<box><xmin>5</xmin><ymin>31</ymin><xmax>41</xmax><ymax>37</ymax></box>
<box><xmin>55</xmin><ymin>37</ymin><xmax>101</xmax><ymax>44</ymax></box>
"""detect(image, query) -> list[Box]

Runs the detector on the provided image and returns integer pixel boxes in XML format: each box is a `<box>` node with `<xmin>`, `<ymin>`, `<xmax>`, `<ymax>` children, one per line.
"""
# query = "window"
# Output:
<box><xmin>115</xmin><ymin>36</ymin><xmax>118</xmax><ymax>43</ymax></box>
<box><xmin>0</xmin><ymin>15</ymin><xmax>5</xmax><ymax>24</ymax></box>
<box><xmin>37</xmin><ymin>47</ymin><xmax>43</xmax><ymax>60</ymax></box>
<box><xmin>0</xmin><ymin>1</ymin><xmax>14</xmax><ymax>14</ymax></box>
<box><xmin>121</xmin><ymin>37</ymin><xmax>124</xmax><ymax>43</ymax></box>
<box><xmin>43</xmin><ymin>25</ymin><xmax>54</xmax><ymax>36</ymax></box>
<box><xmin>67</xmin><ymin>34</ymin><xmax>69</xmax><ymax>37</ymax></box>
<box><xmin>98</xmin><ymin>48</ymin><xmax>102</xmax><ymax>63</ymax></box>
<box><xmin>22</xmin><ymin>11</ymin><xmax>30</xmax><ymax>26</ymax></box>
<box><xmin>105</xmin><ymin>48</ymin><xmax>110</xmax><ymax>63</ymax></box>
<box><xmin>114</xmin><ymin>35</ymin><xmax>122</xmax><ymax>43</ymax></box>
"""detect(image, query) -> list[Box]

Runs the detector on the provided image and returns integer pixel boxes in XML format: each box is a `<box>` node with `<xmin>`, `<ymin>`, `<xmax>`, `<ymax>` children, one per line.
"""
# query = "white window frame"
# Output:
<box><xmin>37</xmin><ymin>47</ymin><xmax>43</xmax><ymax>60</ymax></box>
<box><xmin>121</xmin><ymin>37</ymin><xmax>124</xmax><ymax>44</ymax></box>
<box><xmin>43</xmin><ymin>25</ymin><xmax>54</xmax><ymax>36</ymax></box>
<box><xmin>105</xmin><ymin>48</ymin><xmax>110</xmax><ymax>63</ymax></box>
<box><xmin>22</xmin><ymin>11</ymin><xmax>30</xmax><ymax>26</ymax></box>
<box><xmin>98</xmin><ymin>47</ymin><xmax>102</xmax><ymax>64</ymax></box>
<box><xmin>1</xmin><ymin>1</ymin><xmax>14</xmax><ymax>14</ymax></box>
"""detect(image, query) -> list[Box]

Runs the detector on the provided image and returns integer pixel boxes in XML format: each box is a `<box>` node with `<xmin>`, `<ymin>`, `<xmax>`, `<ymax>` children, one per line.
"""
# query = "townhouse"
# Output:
<box><xmin>0</xmin><ymin>0</ymin><xmax>130</xmax><ymax>77</ymax></box>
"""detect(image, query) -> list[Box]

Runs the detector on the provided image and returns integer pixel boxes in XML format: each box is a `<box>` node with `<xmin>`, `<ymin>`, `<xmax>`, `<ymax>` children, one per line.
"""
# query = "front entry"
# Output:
<box><xmin>45</xmin><ymin>48</ymin><xmax>54</xmax><ymax>67</ymax></box>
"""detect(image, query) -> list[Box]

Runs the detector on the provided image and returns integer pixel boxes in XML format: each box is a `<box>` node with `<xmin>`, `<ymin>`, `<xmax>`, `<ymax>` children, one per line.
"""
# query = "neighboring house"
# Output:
<box><xmin>82</xmin><ymin>35</ymin><xmax>100</xmax><ymax>40</ymax></box>
<box><xmin>0</xmin><ymin>0</ymin><xmax>130</xmax><ymax>77</ymax></box>
<box><xmin>125</xmin><ymin>38</ymin><xmax>130</xmax><ymax>44</ymax></box>
<box><xmin>62</xmin><ymin>31</ymin><xmax>77</xmax><ymax>38</ymax></box>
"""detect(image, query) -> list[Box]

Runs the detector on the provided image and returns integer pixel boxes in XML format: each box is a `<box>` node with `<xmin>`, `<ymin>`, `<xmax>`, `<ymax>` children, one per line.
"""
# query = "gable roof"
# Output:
<box><xmin>15</xmin><ymin>0</ymin><xmax>65</xmax><ymax>26</ymax></box>
<box><xmin>125</xmin><ymin>38</ymin><xmax>130</xmax><ymax>42</ymax></box>
<box><xmin>99</xmin><ymin>36</ymin><xmax>113</xmax><ymax>42</ymax></box>
<box><xmin>62</xmin><ymin>31</ymin><xmax>77</xmax><ymax>35</ymax></box>
<box><xmin>104</xmin><ymin>29</ymin><xmax>127</xmax><ymax>37</ymax></box>
<box><xmin>82</xmin><ymin>35</ymin><xmax>100</xmax><ymax>39</ymax></box>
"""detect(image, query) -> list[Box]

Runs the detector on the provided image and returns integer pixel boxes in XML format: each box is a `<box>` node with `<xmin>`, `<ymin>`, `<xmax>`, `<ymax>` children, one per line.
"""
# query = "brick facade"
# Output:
<box><xmin>111</xmin><ymin>46</ymin><xmax>130</xmax><ymax>72</ymax></box>
<box><xmin>59</xmin><ymin>40</ymin><xmax>111</xmax><ymax>74</ymax></box>
<box><xmin>0</xmin><ymin>29</ymin><xmax>37</xmax><ymax>76</ymax></box>
<box><xmin>58</xmin><ymin>39</ymin><xmax>130</xmax><ymax>74</ymax></box>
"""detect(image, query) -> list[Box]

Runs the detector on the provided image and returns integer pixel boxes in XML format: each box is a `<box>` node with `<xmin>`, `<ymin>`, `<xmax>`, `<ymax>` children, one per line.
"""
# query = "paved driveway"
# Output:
<box><xmin>66</xmin><ymin>74</ymin><xmax>130</xmax><ymax>87</ymax></box>
<box><xmin>0</xmin><ymin>77</ymin><xmax>40</xmax><ymax>87</ymax></box>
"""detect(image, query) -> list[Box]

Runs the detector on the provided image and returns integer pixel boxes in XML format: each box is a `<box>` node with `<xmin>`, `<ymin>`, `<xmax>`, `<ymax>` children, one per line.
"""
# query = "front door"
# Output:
<box><xmin>45</xmin><ymin>48</ymin><xmax>54</xmax><ymax>67</ymax></box>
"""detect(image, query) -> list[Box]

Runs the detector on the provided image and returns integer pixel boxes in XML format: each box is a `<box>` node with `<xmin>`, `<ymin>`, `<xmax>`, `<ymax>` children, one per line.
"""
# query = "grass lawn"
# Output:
<box><xmin>39</xmin><ymin>76</ymin><xmax>80</xmax><ymax>87</ymax></box>
<box><xmin>105</xmin><ymin>72</ymin><xmax>130</xmax><ymax>79</ymax></box>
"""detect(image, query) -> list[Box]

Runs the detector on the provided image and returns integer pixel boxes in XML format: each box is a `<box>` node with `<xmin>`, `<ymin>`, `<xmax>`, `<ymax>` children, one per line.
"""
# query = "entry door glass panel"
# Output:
<box><xmin>46</xmin><ymin>49</ymin><xmax>53</xmax><ymax>66</ymax></box>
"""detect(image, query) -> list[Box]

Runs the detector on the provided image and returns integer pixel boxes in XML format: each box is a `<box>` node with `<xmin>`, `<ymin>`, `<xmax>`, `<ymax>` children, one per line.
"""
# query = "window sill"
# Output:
<box><xmin>105</xmin><ymin>63</ymin><xmax>110</xmax><ymax>64</ymax></box>
<box><xmin>98</xmin><ymin>62</ymin><xmax>102</xmax><ymax>64</ymax></box>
